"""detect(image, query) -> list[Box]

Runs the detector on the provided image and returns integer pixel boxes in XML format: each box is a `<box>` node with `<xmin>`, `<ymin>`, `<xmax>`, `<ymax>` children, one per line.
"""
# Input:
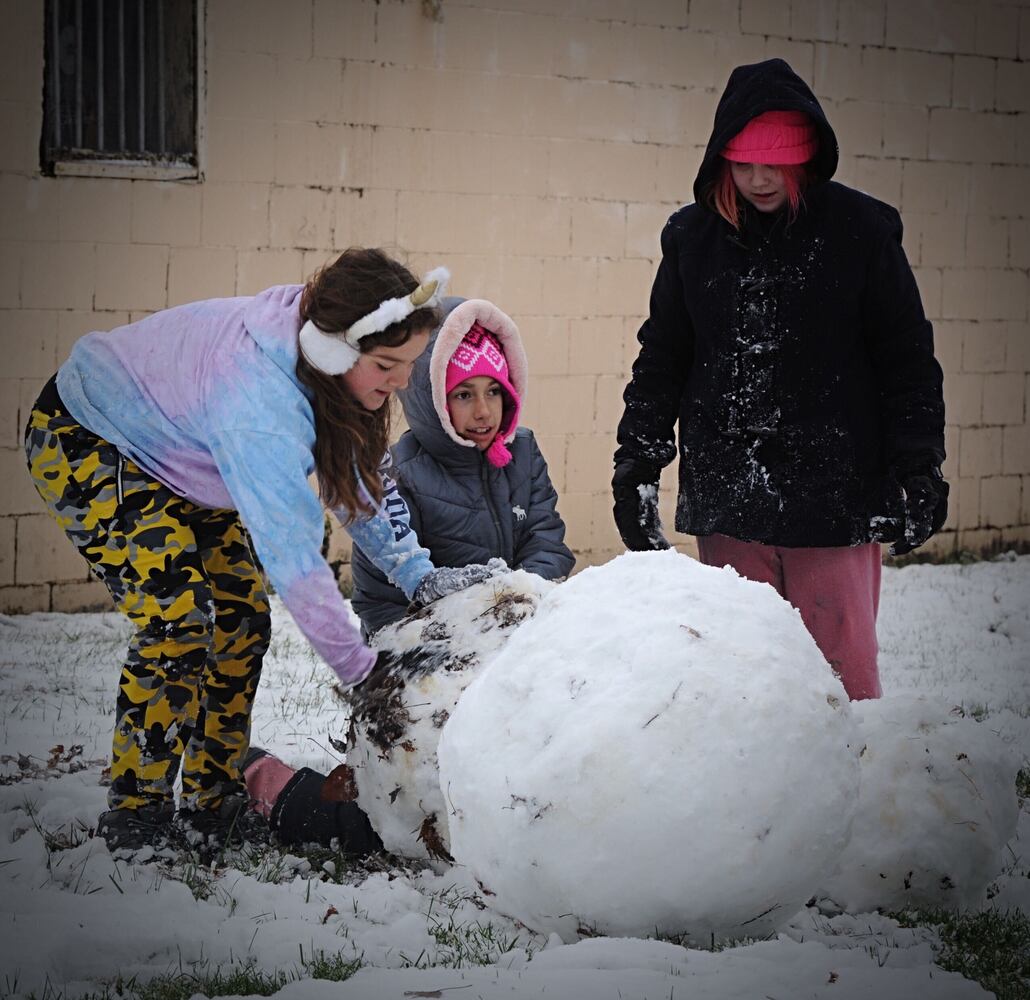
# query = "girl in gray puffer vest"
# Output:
<box><xmin>351</xmin><ymin>297</ymin><xmax>575</xmax><ymax>636</ymax></box>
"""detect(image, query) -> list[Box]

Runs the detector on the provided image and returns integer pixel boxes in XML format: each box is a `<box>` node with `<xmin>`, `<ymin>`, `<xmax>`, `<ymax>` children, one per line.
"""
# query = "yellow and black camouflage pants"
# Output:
<box><xmin>25</xmin><ymin>379</ymin><xmax>270</xmax><ymax>813</ymax></box>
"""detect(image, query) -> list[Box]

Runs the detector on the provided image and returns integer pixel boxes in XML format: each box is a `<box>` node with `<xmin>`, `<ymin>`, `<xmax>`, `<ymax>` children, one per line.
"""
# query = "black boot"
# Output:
<box><xmin>271</xmin><ymin>768</ymin><xmax>383</xmax><ymax>854</ymax></box>
<box><xmin>97</xmin><ymin>803</ymin><xmax>175</xmax><ymax>855</ymax></box>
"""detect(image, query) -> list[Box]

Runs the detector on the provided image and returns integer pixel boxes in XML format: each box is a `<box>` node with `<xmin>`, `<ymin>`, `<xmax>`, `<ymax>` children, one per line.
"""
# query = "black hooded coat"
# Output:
<box><xmin>351</xmin><ymin>298</ymin><xmax>574</xmax><ymax>635</ymax></box>
<box><xmin>614</xmin><ymin>59</ymin><xmax>946</xmax><ymax>548</ymax></box>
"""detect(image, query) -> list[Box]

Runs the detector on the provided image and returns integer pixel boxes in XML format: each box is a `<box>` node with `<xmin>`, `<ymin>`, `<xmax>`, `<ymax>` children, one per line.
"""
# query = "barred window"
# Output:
<box><xmin>42</xmin><ymin>0</ymin><xmax>201</xmax><ymax>179</ymax></box>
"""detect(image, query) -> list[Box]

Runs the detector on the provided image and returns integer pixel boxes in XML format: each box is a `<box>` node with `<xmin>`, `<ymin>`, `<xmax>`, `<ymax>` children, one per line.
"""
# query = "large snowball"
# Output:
<box><xmin>438</xmin><ymin>550</ymin><xmax>861</xmax><ymax>943</ymax></box>
<box><xmin>345</xmin><ymin>570</ymin><xmax>554</xmax><ymax>861</ymax></box>
<box><xmin>818</xmin><ymin>694</ymin><xmax>1021</xmax><ymax>913</ymax></box>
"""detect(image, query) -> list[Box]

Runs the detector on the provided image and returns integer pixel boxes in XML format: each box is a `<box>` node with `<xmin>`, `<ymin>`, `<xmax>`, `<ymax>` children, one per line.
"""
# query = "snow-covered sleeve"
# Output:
<box><xmin>334</xmin><ymin>453</ymin><xmax>434</xmax><ymax>601</ymax></box>
<box><xmin>513</xmin><ymin>433</ymin><xmax>575</xmax><ymax>580</ymax></box>
<box><xmin>208</xmin><ymin>426</ymin><xmax>376</xmax><ymax>686</ymax></box>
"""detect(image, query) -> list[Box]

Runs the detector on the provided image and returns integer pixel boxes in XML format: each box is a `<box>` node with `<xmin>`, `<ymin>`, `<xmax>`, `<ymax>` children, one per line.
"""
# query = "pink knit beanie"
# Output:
<box><xmin>445</xmin><ymin>322</ymin><xmax>521</xmax><ymax>468</ymax></box>
<box><xmin>721</xmin><ymin>110</ymin><xmax>818</xmax><ymax>165</ymax></box>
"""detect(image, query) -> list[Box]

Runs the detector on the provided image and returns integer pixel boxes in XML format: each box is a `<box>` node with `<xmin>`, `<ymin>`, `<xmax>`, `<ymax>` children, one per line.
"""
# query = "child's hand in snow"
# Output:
<box><xmin>413</xmin><ymin>558</ymin><xmax>507</xmax><ymax>606</ymax></box>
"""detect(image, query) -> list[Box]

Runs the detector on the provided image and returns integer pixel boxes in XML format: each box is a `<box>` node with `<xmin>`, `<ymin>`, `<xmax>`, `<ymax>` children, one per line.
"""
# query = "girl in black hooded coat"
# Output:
<box><xmin>612</xmin><ymin>58</ymin><xmax>947</xmax><ymax>700</ymax></box>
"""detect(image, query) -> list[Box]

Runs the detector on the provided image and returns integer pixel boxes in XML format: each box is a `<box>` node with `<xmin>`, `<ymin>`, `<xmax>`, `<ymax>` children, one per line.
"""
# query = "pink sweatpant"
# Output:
<box><xmin>696</xmin><ymin>534</ymin><xmax>883</xmax><ymax>701</ymax></box>
<box><xmin>245</xmin><ymin>754</ymin><xmax>298</xmax><ymax>818</ymax></box>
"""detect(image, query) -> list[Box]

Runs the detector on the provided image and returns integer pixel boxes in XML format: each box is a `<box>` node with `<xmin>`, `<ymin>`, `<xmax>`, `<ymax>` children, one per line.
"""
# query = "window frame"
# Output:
<box><xmin>42</xmin><ymin>0</ymin><xmax>206</xmax><ymax>182</ymax></box>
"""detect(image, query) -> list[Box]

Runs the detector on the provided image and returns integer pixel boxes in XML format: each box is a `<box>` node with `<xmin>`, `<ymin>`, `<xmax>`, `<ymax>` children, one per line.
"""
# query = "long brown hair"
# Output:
<box><xmin>297</xmin><ymin>248</ymin><xmax>440</xmax><ymax>522</ymax></box>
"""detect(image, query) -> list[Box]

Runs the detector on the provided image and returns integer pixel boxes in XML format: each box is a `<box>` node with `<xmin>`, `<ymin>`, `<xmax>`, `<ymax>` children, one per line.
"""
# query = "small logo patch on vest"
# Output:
<box><xmin>512</xmin><ymin>505</ymin><xmax>526</xmax><ymax>522</ymax></box>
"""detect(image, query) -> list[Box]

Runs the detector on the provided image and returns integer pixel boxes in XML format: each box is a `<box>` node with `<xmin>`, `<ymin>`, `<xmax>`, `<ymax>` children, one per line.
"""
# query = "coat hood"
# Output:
<box><xmin>242</xmin><ymin>284</ymin><xmax>307</xmax><ymax>386</ymax></box>
<box><xmin>398</xmin><ymin>297</ymin><xmax>528</xmax><ymax>465</ymax></box>
<box><xmin>692</xmin><ymin>58</ymin><xmax>838</xmax><ymax>208</ymax></box>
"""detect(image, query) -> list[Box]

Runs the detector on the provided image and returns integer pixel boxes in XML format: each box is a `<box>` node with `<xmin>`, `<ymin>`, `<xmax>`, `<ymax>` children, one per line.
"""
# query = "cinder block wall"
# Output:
<box><xmin>1</xmin><ymin>0</ymin><xmax>1028</xmax><ymax>613</ymax></box>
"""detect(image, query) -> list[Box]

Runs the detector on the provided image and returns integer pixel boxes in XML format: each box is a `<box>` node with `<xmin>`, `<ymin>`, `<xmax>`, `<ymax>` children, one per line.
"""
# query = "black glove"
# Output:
<box><xmin>612</xmin><ymin>459</ymin><xmax>670</xmax><ymax>552</ymax></box>
<box><xmin>890</xmin><ymin>466</ymin><xmax>948</xmax><ymax>557</ymax></box>
<box><xmin>412</xmin><ymin>558</ymin><xmax>507</xmax><ymax>607</ymax></box>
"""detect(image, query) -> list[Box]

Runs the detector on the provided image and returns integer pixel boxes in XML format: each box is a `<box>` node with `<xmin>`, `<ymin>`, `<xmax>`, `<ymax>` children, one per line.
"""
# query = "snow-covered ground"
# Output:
<box><xmin>1</xmin><ymin>556</ymin><xmax>1027</xmax><ymax>1000</ymax></box>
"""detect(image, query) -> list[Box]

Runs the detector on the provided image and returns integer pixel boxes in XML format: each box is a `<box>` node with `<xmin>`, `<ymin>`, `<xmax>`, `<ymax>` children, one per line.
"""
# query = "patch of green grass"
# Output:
<box><xmin>891</xmin><ymin>907</ymin><xmax>1030</xmax><ymax>1000</ymax></box>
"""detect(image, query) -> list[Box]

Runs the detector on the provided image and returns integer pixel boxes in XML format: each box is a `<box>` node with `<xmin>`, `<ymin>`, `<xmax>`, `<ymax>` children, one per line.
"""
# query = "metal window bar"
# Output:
<box><xmin>96</xmin><ymin>0</ymin><xmax>103</xmax><ymax>149</ymax></box>
<box><xmin>49</xmin><ymin>0</ymin><xmax>61</xmax><ymax>148</ymax></box>
<box><xmin>156</xmin><ymin>0</ymin><xmax>165</xmax><ymax>154</ymax></box>
<box><xmin>117</xmin><ymin>0</ymin><xmax>125</xmax><ymax>151</ymax></box>
<box><xmin>74</xmin><ymin>0</ymin><xmax>82</xmax><ymax>147</ymax></box>
<box><xmin>137</xmin><ymin>0</ymin><xmax>144</xmax><ymax>152</ymax></box>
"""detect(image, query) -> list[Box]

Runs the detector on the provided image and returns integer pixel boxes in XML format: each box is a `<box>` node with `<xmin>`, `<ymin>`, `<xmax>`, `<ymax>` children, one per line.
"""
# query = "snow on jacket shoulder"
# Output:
<box><xmin>351</xmin><ymin>298</ymin><xmax>574</xmax><ymax>636</ymax></box>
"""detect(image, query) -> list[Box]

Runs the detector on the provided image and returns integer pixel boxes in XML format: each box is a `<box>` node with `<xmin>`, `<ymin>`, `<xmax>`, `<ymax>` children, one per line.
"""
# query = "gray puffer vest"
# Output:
<box><xmin>351</xmin><ymin>298</ymin><xmax>574</xmax><ymax>635</ymax></box>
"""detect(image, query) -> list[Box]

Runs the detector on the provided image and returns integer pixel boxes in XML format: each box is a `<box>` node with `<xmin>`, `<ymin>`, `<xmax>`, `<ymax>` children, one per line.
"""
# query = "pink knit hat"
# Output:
<box><xmin>445</xmin><ymin>322</ymin><xmax>521</xmax><ymax>468</ymax></box>
<box><xmin>721</xmin><ymin>110</ymin><xmax>818</xmax><ymax>165</ymax></box>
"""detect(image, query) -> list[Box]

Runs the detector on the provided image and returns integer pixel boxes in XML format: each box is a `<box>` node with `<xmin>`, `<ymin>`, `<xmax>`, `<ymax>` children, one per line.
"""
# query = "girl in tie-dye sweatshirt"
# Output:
<box><xmin>24</xmin><ymin>247</ymin><xmax>495</xmax><ymax>857</ymax></box>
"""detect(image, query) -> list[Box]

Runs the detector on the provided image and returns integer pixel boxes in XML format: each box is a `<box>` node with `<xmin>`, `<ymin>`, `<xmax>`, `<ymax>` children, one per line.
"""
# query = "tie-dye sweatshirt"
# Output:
<box><xmin>56</xmin><ymin>284</ymin><xmax>433</xmax><ymax>685</ymax></box>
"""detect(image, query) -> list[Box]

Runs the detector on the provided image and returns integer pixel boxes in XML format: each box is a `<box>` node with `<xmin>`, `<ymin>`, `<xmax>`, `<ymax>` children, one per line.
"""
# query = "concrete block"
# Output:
<box><xmin>236</xmin><ymin>249</ymin><xmax>305</xmax><ymax>296</ymax></box>
<box><xmin>626</xmin><ymin>202</ymin><xmax>673</xmax><ymax>260</ymax></box>
<box><xmin>208</xmin><ymin>0</ymin><xmax>313</xmax><ymax>57</ymax></box>
<box><xmin>168</xmin><ymin>247</ymin><xmax>238</xmax><ymax>307</ymax></box>
<box><xmin>0</xmin><ymin>243</ymin><xmax>21</xmax><ymax>309</ymax></box>
<box><xmin>836</xmin><ymin>0</ymin><xmax>886</xmax><ymax>46</ymax></box>
<box><xmin>959</xmin><ymin>425</ymin><xmax>1003</xmax><ymax>477</ymax></box>
<box><xmin>1022</xmin><ymin>7</ymin><xmax>1030</xmax><ymax>61</ymax></box>
<box><xmin>630</xmin><ymin>85</ymin><xmax>711</xmax><ymax>148</ymax></box>
<box><xmin>944</xmin><ymin>371</ymin><xmax>983</xmax><ymax>426</ymax></box>
<box><xmin>205</xmin><ymin>117</ymin><xmax>277</xmax><ymax>184</ymax></box>
<box><xmin>0</xmin><ymin>583</ymin><xmax>51</xmax><ymax>613</ymax></box>
<box><xmin>494</xmin><ymin>10</ymin><xmax>558</xmax><ymax>76</ymax></box>
<box><xmin>335</xmin><ymin>188</ymin><xmax>398</xmax><ymax>248</ymax></box>
<box><xmin>396</xmin><ymin>191</ymin><xmax>490</xmax><ymax>254</ymax></box>
<box><xmin>1011</xmin><ymin>221</ymin><xmax>1030</xmax><ymax>270</ymax></box>
<box><xmin>769</xmin><ymin>39</ymin><xmax>816</xmax><ymax>85</ymax></box>
<box><xmin>0</xmin><ymin>444</ymin><xmax>39</xmax><ymax>515</ymax></box>
<box><xmin>21</xmin><ymin>242</ymin><xmax>95</xmax><ymax>310</ymax></box>
<box><xmin>976</xmin><ymin>3</ymin><xmax>1020</xmax><ymax>59</ymax></box>
<box><xmin>930</xmin><ymin>109</ymin><xmax>1016</xmax><ymax>165</ymax></box>
<box><xmin>882</xmin><ymin>105</ymin><xmax>928</xmax><ymax>160</ymax></box>
<box><xmin>875</xmin><ymin>48</ymin><xmax>951</xmax><ymax>109</ymax></box>
<box><xmin>534</xmin><ymin>432</ymin><xmax>567</xmax><ymax>493</ymax></box>
<box><xmin>1006</xmin><ymin>322</ymin><xmax>1030</xmax><ymax>372</ymax></box>
<box><xmin>589</xmin><ymin>488</ymin><xmax>624</xmax><ymax>553</ymax></box>
<box><xmin>131</xmin><ymin>182</ymin><xmax>203</xmax><ymax>246</ymax></box>
<box><xmin>56</xmin><ymin>310</ymin><xmax>128</xmax><ymax>365</ymax></box>
<box><xmin>272</xmin><ymin>57</ymin><xmax>346</xmax><ymax>125</ymax></box>
<box><xmin>521</xmin><ymin>374</ymin><xmax>596</xmax><ymax>436</ymax></box>
<box><xmin>492</xmin><ymin>256</ymin><xmax>546</xmax><ymax>317</ymax></box>
<box><xmin>269</xmin><ymin>186</ymin><xmax>335</xmax><ymax>250</ymax></box>
<box><xmin>984</xmin><ymin>269</ymin><xmax>1028</xmax><ymax>322</ymax></box>
<box><xmin>982</xmin><ymin>372</ymin><xmax>1026</xmax><ymax>426</ymax></box>
<box><xmin>814</xmin><ymin>43</ymin><xmax>871</xmax><ymax>102</ymax></box>
<box><xmin>57</xmin><ymin>178</ymin><xmax>131</xmax><ymax>244</ymax></box>
<box><xmin>913</xmin><ymin>267</ymin><xmax>942</xmax><ymax>320</ymax></box>
<box><xmin>957</xmin><ymin>475</ymin><xmax>981</xmax><ymax>529</ymax></box>
<box><xmin>274</xmin><ymin>121</ymin><xmax>372</xmax><ymax>188</ymax></box>
<box><xmin>0</xmin><ymin>98</ymin><xmax>41</xmax><ymax>175</ymax></box>
<box><xmin>313</xmin><ymin>0</ymin><xmax>377</xmax><ymax>60</ymax></box>
<box><xmin>1</xmin><ymin>175</ymin><xmax>60</xmax><ymax>243</ymax></box>
<box><xmin>688</xmin><ymin>0</ymin><xmax>740</xmax><ymax>33</ymax></box>
<box><xmin>790</xmin><ymin>0</ymin><xmax>837</xmax><ymax>42</ymax></box>
<box><xmin>565</xmin><ymin>432</ymin><xmax>617</xmax><ymax>492</ymax></box>
<box><xmin>0</xmin><ymin>0</ymin><xmax>43</xmax><ymax>104</ymax></box>
<box><xmin>549</xmin><ymin>139</ymin><xmax>658</xmax><ymax>202</ymax></box>
<box><xmin>1003</xmin><ymin>424</ymin><xmax>1030</xmax><ymax>475</ymax></box>
<box><xmin>966</xmin><ymin>215</ymin><xmax>1009</xmax><ymax>269</ymax></box>
<box><xmin>94</xmin><ymin>244</ymin><xmax>169</xmax><ymax>312</ymax></box>
<box><xmin>51</xmin><ymin>579</ymin><xmax>115</xmax><ymax>612</ymax></box>
<box><xmin>918</xmin><ymin>212</ymin><xmax>966</xmax><ymax>268</ymax></box>
<box><xmin>207</xmin><ymin>50</ymin><xmax>278</xmax><ymax>120</ymax></box>
<box><xmin>595</xmin><ymin>258</ymin><xmax>654</xmax><ymax>317</ymax></box>
<box><xmin>971</xmin><ymin>165</ymin><xmax>1030</xmax><ymax>220</ymax></box>
<box><xmin>741</xmin><ymin>0</ymin><xmax>791</xmax><ymax>37</ymax></box>
<box><xmin>997</xmin><ymin>59</ymin><xmax>1030</xmax><ymax>113</ymax></box>
<box><xmin>712</xmin><ymin>34</ymin><xmax>768</xmax><ymax>85</ymax></box>
<box><xmin>200</xmin><ymin>183</ymin><xmax>271</xmax><ymax>249</ymax></box>
<box><xmin>1024</xmin><ymin>474</ymin><xmax>1030</xmax><ymax>525</ymax></box>
<box><xmin>980</xmin><ymin>475</ymin><xmax>1021</xmax><ymax>528</ymax></box>
<box><xmin>655</xmin><ymin>144</ymin><xmax>705</xmax><ymax>205</ymax></box>
<box><xmin>941</xmin><ymin>267</ymin><xmax>987</xmax><ymax>321</ymax></box>
<box><xmin>15</xmin><ymin>512</ymin><xmax>89</xmax><ymax>584</ymax></box>
<box><xmin>484</xmin><ymin>134</ymin><xmax>551</xmax><ymax>198</ymax></box>
<box><xmin>931</xmin><ymin>319</ymin><xmax>963</xmax><ymax>375</ymax></box>
<box><xmin>540</xmin><ymin>257</ymin><xmax>597</xmax><ymax>317</ymax></box>
<box><xmin>569</xmin><ymin>317</ymin><xmax>626</xmax><ymax>376</ymax></box>
<box><xmin>0</xmin><ymin>378</ymin><xmax>21</xmax><ymax>449</ymax></box>
<box><xmin>558</xmin><ymin>490</ymin><xmax>594</xmax><ymax>555</ymax></box>
<box><xmin>0</xmin><ymin>310</ymin><xmax>58</xmax><ymax>379</ymax></box>
<box><xmin>885</xmin><ymin>0</ymin><xmax>975</xmax><ymax>52</ymax></box>
<box><xmin>595</xmin><ymin>375</ymin><xmax>627</xmax><ymax>435</ymax></box>
<box><xmin>375</xmin><ymin>0</ymin><xmax>444</xmax><ymax>69</ymax></box>
<box><xmin>963</xmin><ymin>321</ymin><xmax>1010</xmax><ymax>373</ymax></box>
<box><xmin>900</xmin><ymin>160</ymin><xmax>970</xmax><ymax>215</ymax></box>
<box><xmin>854</xmin><ymin>158</ymin><xmax>902</xmax><ymax>208</ymax></box>
<box><xmin>631</xmin><ymin>0</ymin><xmax>691</xmax><ymax>28</ymax></box>
<box><xmin>495</xmin><ymin>196</ymin><xmax>572</xmax><ymax>258</ymax></box>
<box><xmin>826</xmin><ymin>99</ymin><xmax>882</xmax><ymax>154</ymax></box>
<box><xmin>520</xmin><ymin>315</ymin><xmax>570</xmax><ymax>377</ymax></box>
<box><xmin>952</xmin><ymin>55</ymin><xmax>996</xmax><ymax>112</ymax></box>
